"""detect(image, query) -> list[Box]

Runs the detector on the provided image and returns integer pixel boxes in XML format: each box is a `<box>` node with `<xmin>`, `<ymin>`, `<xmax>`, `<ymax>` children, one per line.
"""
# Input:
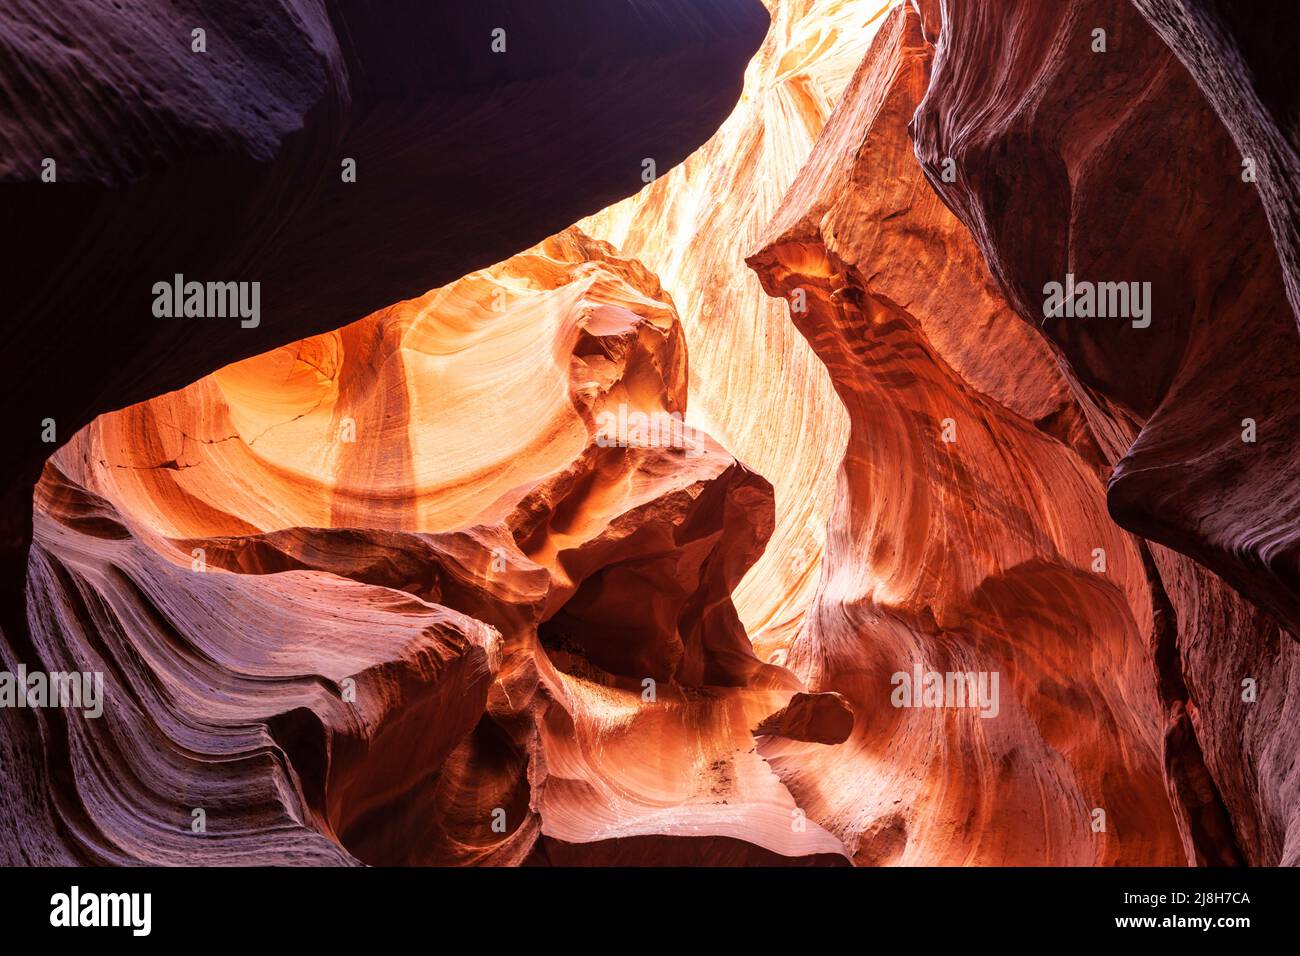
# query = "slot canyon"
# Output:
<box><xmin>2</xmin><ymin>0</ymin><xmax>1298</xmax><ymax>869</ymax></box>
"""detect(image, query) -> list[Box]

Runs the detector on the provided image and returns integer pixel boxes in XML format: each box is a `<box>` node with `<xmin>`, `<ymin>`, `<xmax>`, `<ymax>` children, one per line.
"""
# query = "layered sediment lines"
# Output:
<box><xmin>7</xmin><ymin>229</ymin><xmax>848</xmax><ymax>865</ymax></box>
<box><xmin>0</xmin><ymin>0</ymin><xmax>770</xmax><ymax>628</ymax></box>
<box><xmin>8</xmin><ymin>0</ymin><xmax>1300</xmax><ymax>869</ymax></box>
<box><xmin>1132</xmin><ymin>0</ymin><xmax>1300</xmax><ymax>336</ymax></box>
<box><xmin>581</xmin><ymin>0</ymin><xmax>901</xmax><ymax>656</ymax></box>
<box><xmin>910</xmin><ymin>0</ymin><xmax>1300</xmax><ymax>864</ymax></box>
<box><xmin>746</xmin><ymin>3</ymin><xmax>1182</xmax><ymax>865</ymax></box>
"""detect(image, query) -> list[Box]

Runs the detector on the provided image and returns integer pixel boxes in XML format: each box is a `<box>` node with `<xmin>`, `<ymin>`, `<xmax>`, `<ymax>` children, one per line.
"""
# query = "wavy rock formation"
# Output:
<box><xmin>6</xmin><ymin>0</ymin><xmax>1300</xmax><ymax>870</ymax></box>
<box><xmin>0</xmin><ymin>0</ymin><xmax>768</xmax><ymax>636</ymax></box>
<box><xmin>581</xmin><ymin>0</ymin><xmax>902</xmax><ymax>656</ymax></box>
<box><xmin>1132</xmin><ymin>0</ymin><xmax>1300</xmax><ymax>335</ymax></box>
<box><xmin>24</xmin><ymin>472</ymin><xmax>502</xmax><ymax>865</ymax></box>
<box><xmin>6</xmin><ymin>229</ymin><xmax>848</xmax><ymax>865</ymax></box>
<box><xmin>747</xmin><ymin>2</ymin><xmax>1183</xmax><ymax>865</ymax></box>
<box><xmin>910</xmin><ymin>0</ymin><xmax>1300</xmax><ymax>864</ymax></box>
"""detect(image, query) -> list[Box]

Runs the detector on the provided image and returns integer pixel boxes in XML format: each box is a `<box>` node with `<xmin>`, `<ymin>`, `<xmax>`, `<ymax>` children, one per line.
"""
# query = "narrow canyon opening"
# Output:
<box><xmin>4</xmin><ymin>0</ymin><xmax>1300</xmax><ymax>869</ymax></box>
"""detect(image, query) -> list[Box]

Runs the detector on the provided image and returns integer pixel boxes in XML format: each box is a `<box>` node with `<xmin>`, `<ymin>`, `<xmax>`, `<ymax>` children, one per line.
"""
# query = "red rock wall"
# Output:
<box><xmin>4</xmin><ymin>0</ymin><xmax>1299</xmax><ymax>868</ymax></box>
<box><xmin>6</xmin><ymin>231</ymin><xmax>846</xmax><ymax>865</ymax></box>
<box><xmin>0</xmin><ymin>0</ymin><xmax>770</xmax><ymax>636</ymax></box>
<box><xmin>911</xmin><ymin>0</ymin><xmax>1300</xmax><ymax>864</ymax></box>
<box><xmin>747</xmin><ymin>4</ymin><xmax>1182</xmax><ymax>865</ymax></box>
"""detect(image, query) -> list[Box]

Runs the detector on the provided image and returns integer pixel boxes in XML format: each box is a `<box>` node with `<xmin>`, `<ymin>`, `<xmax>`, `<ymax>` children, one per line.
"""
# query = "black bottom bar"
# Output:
<box><xmin>0</xmin><ymin>865</ymin><xmax>1290</xmax><ymax>943</ymax></box>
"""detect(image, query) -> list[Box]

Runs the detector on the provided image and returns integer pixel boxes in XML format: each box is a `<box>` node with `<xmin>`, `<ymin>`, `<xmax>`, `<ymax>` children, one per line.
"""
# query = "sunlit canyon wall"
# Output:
<box><xmin>2</xmin><ymin>0</ymin><xmax>1298</xmax><ymax>866</ymax></box>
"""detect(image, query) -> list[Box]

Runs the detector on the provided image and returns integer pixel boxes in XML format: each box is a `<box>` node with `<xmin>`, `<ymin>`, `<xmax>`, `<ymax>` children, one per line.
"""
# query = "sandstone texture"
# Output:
<box><xmin>4</xmin><ymin>0</ymin><xmax>1300</xmax><ymax>868</ymax></box>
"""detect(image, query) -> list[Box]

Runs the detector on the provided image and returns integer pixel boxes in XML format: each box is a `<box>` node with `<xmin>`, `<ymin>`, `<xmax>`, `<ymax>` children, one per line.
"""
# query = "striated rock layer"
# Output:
<box><xmin>910</xmin><ymin>0</ymin><xmax>1300</xmax><ymax>864</ymax></box>
<box><xmin>6</xmin><ymin>0</ymin><xmax>1300</xmax><ymax>869</ymax></box>
<box><xmin>747</xmin><ymin>3</ymin><xmax>1183</xmax><ymax>865</ymax></box>
<box><xmin>0</xmin><ymin>0</ymin><xmax>769</xmax><ymax>639</ymax></box>
<box><xmin>581</xmin><ymin>0</ymin><xmax>902</xmax><ymax>656</ymax></box>
<box><xmin>5</xmin><ymin>230</ymin><xmax>848</xmax><ymax>865</ymax></box>
<box><xmin>1131</xmin><ymin>0</ymin><xmax>1300</xmax><ymax>336</ymax></box>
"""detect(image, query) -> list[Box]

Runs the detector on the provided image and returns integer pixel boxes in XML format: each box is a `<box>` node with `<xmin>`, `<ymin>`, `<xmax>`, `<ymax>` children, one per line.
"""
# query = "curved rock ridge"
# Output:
<box><xmin>581</xmin><ymin>0</ymin><xmax>904</xmax><ymax>658</ymax></box>
<box><xmin>7</xmin><ymin>0</ymin><xmax>1299</xmax><ymax>871</ymax></box>
<box><xmin>21</xmin><ymin>471</ymin><xmax>501</xmax><ymax>865</ymax></box>
<box><xmin>746</xmin><ymin>2</ymin><xmax>1184</xmax><ymax>865</ymax></box>
<box><xmin>910</xmin><ymin>0</ymin><xmax>1300</xmax><ymax>865</ymax></box>
<box><xmin>0</xmin><ymin>0</ymin><xmax>769</xmax><ymax>642</ymax></box>
<box><xmin>7</xmin><ymin>228</ymin><xmax>849</xmax><ymax>865</ymax></box>
<box><xmin>1131</xmin><ymin>0</ymin><xmax>1300</xmax><ymax>336</ymax></box>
